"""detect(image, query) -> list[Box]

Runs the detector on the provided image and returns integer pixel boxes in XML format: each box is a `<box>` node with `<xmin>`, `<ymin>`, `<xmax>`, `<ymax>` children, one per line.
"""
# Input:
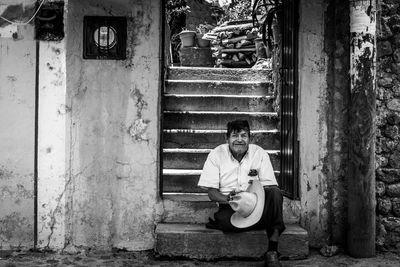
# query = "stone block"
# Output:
<box><xmin>377</xmin><ymin>168</ymin><xmax>400</xmax><ymax>184</ymax></box>
<box><xmin>394</xmin><ymin>49</ymin><xmax>400</xmax><ymax>63</ymax></box>
<box><xmin>389</xmin><ymin>152</ymin><xmax>400</xmax><ymax>168</ymax></box>
<box><xmin>388</xmin><ymin>15</ymin><xmax>400</xmax><ymax>31</ymax></box>
<box><xmin>378</xmin><ymin>77</ymin><xmax>393</xmax><ymax>88</ymax></box>
<box><xmin>382</xmin><ymin>216</ymin><xmax>400</xmax><ymax>233</ymax></box>
<box><xmin>381</xmin><ymin>139</ymin><xmax>396</xmax><ymax>153</ymax></box>
<box><xmin>387</xmin><ymin>113</ymin><xmax>400</xmax><ymax>125</ymax></box>
<box><xmin>155</xmin><ymin>223</ymin><xmax>308</xmax><ymax>260</ymax></box>
<box><xmin>179</xmin><ymin>47</ymin><xmax>214</xmax><ymax>67</ymax></box>
<box><xmin>394</xmin><ymin>33</ymin><xmax>400</xmax><ymax>48</ymax></box>
<box><xmin>378</xmin><ymin>41</ymin><xmax>393</xmax><ymax>57</ymax></box>
<box><xmin>391</xmin><ymin>198</ymin><xmax>400</xmax><ymax>216</ymax></box>
<box><xmin>377</xmin><ymin>197</ymin><xmax>392</xmax><ymax>215</ymax></box>
<box><xmin>378</xmin><ymin>18</ymin><xmax>393</xmax><ymax>40</ymax></box>
<box><xmin>377</xmin><ymin>181</ymin><xmax>386</xmax><ymax>196</ymax></box>
<box><xmin>387</xmin><ymin>183</ymin><xmax>400</xmax><ymax>197</ymax></box>
<box><xmin>387</xmin><ymin>98</ymin><xmax>400</xmax><ymax>112</ymax></box>
<box><xmin>376</xmin><ymin>155</ymin><xmax>389</xmax><ymax>169</ymax></box>
<box><xmin>385</xmin><ymin>232</ymin><xmax>400</xmax><ymax>247</ymax></box>
<box><xmin>383</xmin><ymin>125</ymin><xmax>399</xmax><ymax>139</ymax></box>
<box><xmin>167</xmin><ymin>66</ymin><xmax>273</xmax><ymax>81</ymax></box>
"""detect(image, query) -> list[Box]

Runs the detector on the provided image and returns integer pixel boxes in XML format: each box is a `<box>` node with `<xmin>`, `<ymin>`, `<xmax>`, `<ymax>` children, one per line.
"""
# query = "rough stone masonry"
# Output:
<box><xmin>375</xmin><ymin>0</ymin><xmax>400</xmax><ymax>252</ymax></box>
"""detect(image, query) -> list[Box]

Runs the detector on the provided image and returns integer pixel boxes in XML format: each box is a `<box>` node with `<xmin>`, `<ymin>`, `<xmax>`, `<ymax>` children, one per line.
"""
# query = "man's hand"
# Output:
<box><xmin>207</xmin><ymin>188</ymin><xmax>230</xmax><ymax>203</ymax></box>
<box><xmin>226</xmin><ymin>190</ymin><xmax>237</xmax><ymax>201</ymax></box>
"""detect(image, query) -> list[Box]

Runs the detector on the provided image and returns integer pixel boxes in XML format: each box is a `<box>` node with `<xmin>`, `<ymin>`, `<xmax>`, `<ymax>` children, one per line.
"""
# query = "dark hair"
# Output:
<box><xmin>226</xmin><ymin>120</ymin><xmax>250</xmax><ymax>137</ymax></box>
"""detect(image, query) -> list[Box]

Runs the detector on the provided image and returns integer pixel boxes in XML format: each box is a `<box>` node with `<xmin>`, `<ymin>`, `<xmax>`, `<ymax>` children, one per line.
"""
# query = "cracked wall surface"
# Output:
<box><xmin>64</xmin><ymin>0</ymin><xmax>161</xmax><ymax>250</ymax></box>
<box><xmin>298</xmin><ymin>0</ymin><xmax>330</xmax><ymax>247</ymax></box>
<box><xmin>0</xmin><ymin>11</ymin><xmax>36</xmax><ymax>248</ymax></box>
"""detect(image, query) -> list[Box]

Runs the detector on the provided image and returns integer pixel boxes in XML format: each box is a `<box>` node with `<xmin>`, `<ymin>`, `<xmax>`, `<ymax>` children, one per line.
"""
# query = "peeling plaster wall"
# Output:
<box><xmin>65</xmin><ymin>0</ymin><xmax>161</xmax><ymax>250</ymax></box>
<box><xmin>0</xmin><ymin>1</ymin><xmax>36</xmax><ymax>248</ymax></box>
<box><xmin>299</xmin><ymin>0</ymin><xmax>351</xmax><ymax>248</ymax></box>
<box><xmin>324</xmin><ymin>0</ymin><xmax>350</xmax><ymax>246</ymax></box>
<box><xmin>298</xmin><ymin>0</ymin><xmax>330</xmax><ymax>247</ymax></box>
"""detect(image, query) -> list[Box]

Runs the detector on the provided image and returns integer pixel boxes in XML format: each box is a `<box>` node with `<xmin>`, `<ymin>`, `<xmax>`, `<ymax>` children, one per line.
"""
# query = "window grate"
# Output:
<box><xmin>83</xmin><ymin>16</ymin><xmax>127</xmax><ymax>60</ymax></box>
<box><xmin>280</xmin><ymin>0</ymin><xmax>299</xmax><ymax>199</ymax></box>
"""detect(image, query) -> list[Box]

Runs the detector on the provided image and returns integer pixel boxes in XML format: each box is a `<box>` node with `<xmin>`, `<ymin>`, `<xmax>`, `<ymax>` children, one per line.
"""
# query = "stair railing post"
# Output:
<box><xmin>347</xmin><ymin>0</ymin><xmax>377</xmax><ymax>258</ymax></box>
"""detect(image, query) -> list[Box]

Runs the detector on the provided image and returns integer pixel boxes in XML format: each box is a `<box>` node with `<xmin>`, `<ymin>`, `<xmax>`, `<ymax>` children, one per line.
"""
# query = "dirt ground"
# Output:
<box><xmin>0</xmin><ymin>249</ymin><xmax>400</xmax><ymax>267</ymax></box>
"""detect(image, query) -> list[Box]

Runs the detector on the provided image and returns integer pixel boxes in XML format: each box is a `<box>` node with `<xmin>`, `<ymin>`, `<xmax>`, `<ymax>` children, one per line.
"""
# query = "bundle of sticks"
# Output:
<box><xmin>204</xmin><ymin>20</ymin><xmax>259</xmax><ymax>68</ymax></box>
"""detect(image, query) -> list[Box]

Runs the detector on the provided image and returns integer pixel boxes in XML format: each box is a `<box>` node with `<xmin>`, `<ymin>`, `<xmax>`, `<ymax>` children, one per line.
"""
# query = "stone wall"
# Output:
<box><xmin>376</xmin><ymin>0</ymin><xmax>400</xmax><ymax>252</ymax></box>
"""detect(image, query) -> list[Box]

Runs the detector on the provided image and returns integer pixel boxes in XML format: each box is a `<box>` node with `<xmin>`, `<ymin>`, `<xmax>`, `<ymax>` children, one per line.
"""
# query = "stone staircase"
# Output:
<box><xmin>157</xmin><ymin>66</ymin><xmax>308</xmax><ymax>260</ymax></box>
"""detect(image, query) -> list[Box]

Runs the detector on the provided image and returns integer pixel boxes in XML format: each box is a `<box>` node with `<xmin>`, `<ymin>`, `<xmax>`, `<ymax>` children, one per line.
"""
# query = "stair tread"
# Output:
<box><xmin>155</xmin><ymin>222</ymin><xmax>309</xmax><ymax>260</ymax></box>
<box><xmin>166</xmin><ymin>79</ymin><xmax>271</xmax><ymax>84</ymax></box>
<box><xmin>169</xmin><ymin>66</ymin><xmax>271</xmax><ymax>71</ymax></box>
<box><xmin>164</xmin><ymin>110</ymin><xmax>278</xmax><ymax>115</ymax></box>
<box><xmin>163</xmin><ymin>129</ymin><xmax>279</xmax><ymax>133</ymax></box>
<box><xmin>163</xmin><ymin>148</ymin><xmax>280</xmax><ymax>153</ymax></box>
<box><xmin>162</xmin><ymin>193</ymin><xmax>210</xmax><ymax>202</ymax></box>
<box><xmin>156</xmin><ymin>223</ymin><xmax>307</xmax><ymax>235</ymax></box>
<box><xmin>163</xmin><ymin>169</ymin><xmax>280</xmax><ymax>175</ymax></box>
<box><xmin>164</xmin><ymin>94</ymin><xmax>273</xmax><ymax>98</ymax></box>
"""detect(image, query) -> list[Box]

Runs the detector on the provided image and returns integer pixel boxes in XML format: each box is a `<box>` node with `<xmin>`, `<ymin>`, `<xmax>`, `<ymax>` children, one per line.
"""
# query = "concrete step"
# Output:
<box><xmin>161</xmin><ymin>193</ymin><xmax>300</xmax><ymax>224</ymax></box>
<box><xmin>165</xmin><ymin>80</ymin><xmax>273</xmax><ymax>96</ymax></box>
<box><xmin>155</xmin><ymin>223</ymin><xmax>308</xmax><ymax>260</ymax></box>
<box><xmin>167</xmin><ymin>66</ymin><xmax>272</xmax><ymax>81</ymax></box>
<box><xmin>163</xmin><ymin>111</ymin><xmax>279</xmax><ymax>130</ymax></box>
<box><xmin>162</xmin><ymin>169</ymin><xmax>281</xmax><ymax>193</ymax></box>
<box><xmin>163</xmin><ymin>129</ymin><xmax>280</xmax><ymax>150</ymax></box>
<box><xmin>164</xmin><ymin>94</ymin><xmax>275</xmax><ymax>112</ymax></box>
<box><xmin>162</xmin><ymin>148</ymin><xmax>280</xmax><ymax>170</ymax></box>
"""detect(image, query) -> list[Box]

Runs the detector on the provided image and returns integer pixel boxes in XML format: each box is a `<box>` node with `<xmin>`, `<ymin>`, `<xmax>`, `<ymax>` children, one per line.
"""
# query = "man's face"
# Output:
<box><xmin>228</xmin><ymin>129</ymin><xmax>250</xmax><ymax>156</ymax></box>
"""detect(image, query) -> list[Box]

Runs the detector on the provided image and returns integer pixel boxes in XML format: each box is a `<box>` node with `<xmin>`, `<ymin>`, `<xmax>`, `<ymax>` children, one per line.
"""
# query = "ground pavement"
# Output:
<box><xmin>0</xmin><ymin>249</ymin><xmax>399</xmax><ymax>267</ymax></box>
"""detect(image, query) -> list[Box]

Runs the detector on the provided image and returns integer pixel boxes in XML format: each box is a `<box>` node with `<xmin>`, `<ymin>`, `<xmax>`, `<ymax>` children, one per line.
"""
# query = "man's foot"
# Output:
<box><xmin>264</xmin><ymin>251</ymin><xmax>282</xmax><ymax>267</ymax></box>
<box><xmin>205</xmin><ymin>217</ymin><xmax>219</xmax><ymax>230</ymax></box>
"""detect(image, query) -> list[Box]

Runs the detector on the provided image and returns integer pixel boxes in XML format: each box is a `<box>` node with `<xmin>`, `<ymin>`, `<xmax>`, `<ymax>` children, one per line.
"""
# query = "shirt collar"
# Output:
<box><xmin>228</xmin><ymin>146</ymin><xmax>249</xmax><ymax>163</ymax></box>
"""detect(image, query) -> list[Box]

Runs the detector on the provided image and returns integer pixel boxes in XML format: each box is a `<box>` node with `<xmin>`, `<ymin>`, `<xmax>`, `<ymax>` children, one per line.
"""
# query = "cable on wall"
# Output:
<box><xmin>0</xmin><ymin>0</ymin><xmax>46</xmax><ymax>26</ymax></box>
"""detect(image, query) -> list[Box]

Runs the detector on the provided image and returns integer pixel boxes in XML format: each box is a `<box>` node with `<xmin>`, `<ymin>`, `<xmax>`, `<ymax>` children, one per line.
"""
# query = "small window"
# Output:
<box><xmin>83</xmin><ymin>16</ymin><xmax>127</xmax><ymax>60</ymax></box>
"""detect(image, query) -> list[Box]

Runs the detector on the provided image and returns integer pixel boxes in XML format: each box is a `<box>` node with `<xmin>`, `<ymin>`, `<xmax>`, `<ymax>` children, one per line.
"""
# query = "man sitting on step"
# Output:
<box><xmin>197</xmin><ymin>119</ymin><xmax>285</xmax><ymax>267</ymax></box>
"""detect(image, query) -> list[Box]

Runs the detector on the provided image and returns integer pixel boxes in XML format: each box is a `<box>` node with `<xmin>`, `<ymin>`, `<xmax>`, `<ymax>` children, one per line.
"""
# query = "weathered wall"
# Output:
<box><xmin>298</xmin><ymin>0</ymin><xmax>330</xmax><ymax>247</ymax></box>
<box><xmin>375</xmin><ymin>0</ymin><xmax>400</xmax><ymax>253</ymax></box>
<box><xmin>324</xmin><ymin>0</ymin><xmax>350</xmax><ymax>246</ymax></box>
<box><xmin>298</xmin><ymin>0</ymin><xmax>350</xmax><ymax>247</ymax></box>
<box><xmin>64</xmin><ymin>0</ymin><xmax>162</xmax><ymax>250</ymax></box>
<box><xmin>0</xmin><ymin>1</ymin><xmax>36</xmax><ymax>249</ymax></box>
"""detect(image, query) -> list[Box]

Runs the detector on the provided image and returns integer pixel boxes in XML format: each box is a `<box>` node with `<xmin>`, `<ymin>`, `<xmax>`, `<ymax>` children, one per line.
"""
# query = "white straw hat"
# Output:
<box><xmin>229</xmin><ymin>179</ymin><xmax>265</xmax><ymax>228</ymax></box>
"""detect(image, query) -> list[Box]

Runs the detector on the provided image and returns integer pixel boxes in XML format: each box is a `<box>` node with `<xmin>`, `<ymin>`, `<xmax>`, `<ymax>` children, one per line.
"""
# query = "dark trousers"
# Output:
<box><xmin>212</xmin><ymin>186</ymin><xmax>285</xmax><ymax>238</ymax></box>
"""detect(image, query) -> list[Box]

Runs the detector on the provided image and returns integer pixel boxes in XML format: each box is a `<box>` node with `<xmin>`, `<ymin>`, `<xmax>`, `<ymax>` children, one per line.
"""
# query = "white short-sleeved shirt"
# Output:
<box><xmin>197</xmin><ymin>144</ymin><xmax>278</xmax><ymax>194</ymax></box>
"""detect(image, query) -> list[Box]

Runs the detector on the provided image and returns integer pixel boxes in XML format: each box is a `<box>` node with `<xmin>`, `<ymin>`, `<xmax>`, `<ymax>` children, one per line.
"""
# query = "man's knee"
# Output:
<box><xmin>264</xmin><ymin>186</ymin><xmax>283</xmax><ymax>203</ymax></box>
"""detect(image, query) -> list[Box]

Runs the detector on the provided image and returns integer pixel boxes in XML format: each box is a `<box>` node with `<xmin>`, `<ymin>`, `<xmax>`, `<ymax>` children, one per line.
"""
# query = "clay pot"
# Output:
<box><xmin>196</xmin><ymin>33</ymin><xmax>210</xmax><ymax>48</ymax></box>
<box><xmin>179</xmin><ymin>30</ymin><xmax>196</xmax><ymax>47</ymax></box>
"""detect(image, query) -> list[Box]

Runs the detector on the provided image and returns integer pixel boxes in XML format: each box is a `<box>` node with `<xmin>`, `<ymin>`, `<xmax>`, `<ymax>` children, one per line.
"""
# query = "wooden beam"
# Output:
<box><xmin>348</xmin><ymin>0</ymin><xmax>376</xmax><ymax>258</ymax></box>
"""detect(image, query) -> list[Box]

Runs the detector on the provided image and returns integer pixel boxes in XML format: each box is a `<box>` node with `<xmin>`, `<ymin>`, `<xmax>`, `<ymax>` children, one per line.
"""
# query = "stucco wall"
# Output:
<box><xmin>64</xmin><ymin>0</ymin><xmax>161</xmax><ymax>250</ymax></box>
<box><xmin>0</xmin><ymin>1</ymin><xmax>36</xmax><ymax>249</ymax></box>
<box><xmin>298</xmin><ymin>0</ymin><xmax>329</xmax><ymax>247</ymax></box>
<box><xmin>324</xmin><ymin>0</ymin><xmax>350</xmax><ymax>246</ymax></box>
<box><xmin>298</xmin><ymin>0</ymin><xmax>351</xmax><ymax>248</ymax></box>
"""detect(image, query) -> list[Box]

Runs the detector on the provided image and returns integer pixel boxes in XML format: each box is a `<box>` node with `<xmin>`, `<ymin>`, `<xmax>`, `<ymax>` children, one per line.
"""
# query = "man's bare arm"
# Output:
<box><xmin>208</xmin><ymin>188</ymin><xmax>228</xmax><ymax>203</ymax></box>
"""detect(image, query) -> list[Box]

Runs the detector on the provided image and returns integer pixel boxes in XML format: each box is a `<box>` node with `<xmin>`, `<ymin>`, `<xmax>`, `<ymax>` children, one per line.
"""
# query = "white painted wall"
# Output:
<box><xmin>63</xmin><ymin>0</ymin><xmax>162</xmax><ymax>251</ymax></box>
<box><xmin>0</xmin><ymin>23</ymin><xmax>35</xmax><ymax>248</ymax></box>
<box><xmin>298</xmin><ymin>0</ymin><xmax>330</xmax><ymax>247</ymax></box>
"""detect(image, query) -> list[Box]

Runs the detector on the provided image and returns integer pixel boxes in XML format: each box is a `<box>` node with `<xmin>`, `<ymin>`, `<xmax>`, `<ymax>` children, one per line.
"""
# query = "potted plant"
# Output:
<box><xmin>196</xmin><ymin>23</ymin><xmax>213</xmax><ymax>48</ymax></box>
<box><xmin>179</xmin><ymin>28</ymin><xmax>196</xmax><ymax>47</ymax></box>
